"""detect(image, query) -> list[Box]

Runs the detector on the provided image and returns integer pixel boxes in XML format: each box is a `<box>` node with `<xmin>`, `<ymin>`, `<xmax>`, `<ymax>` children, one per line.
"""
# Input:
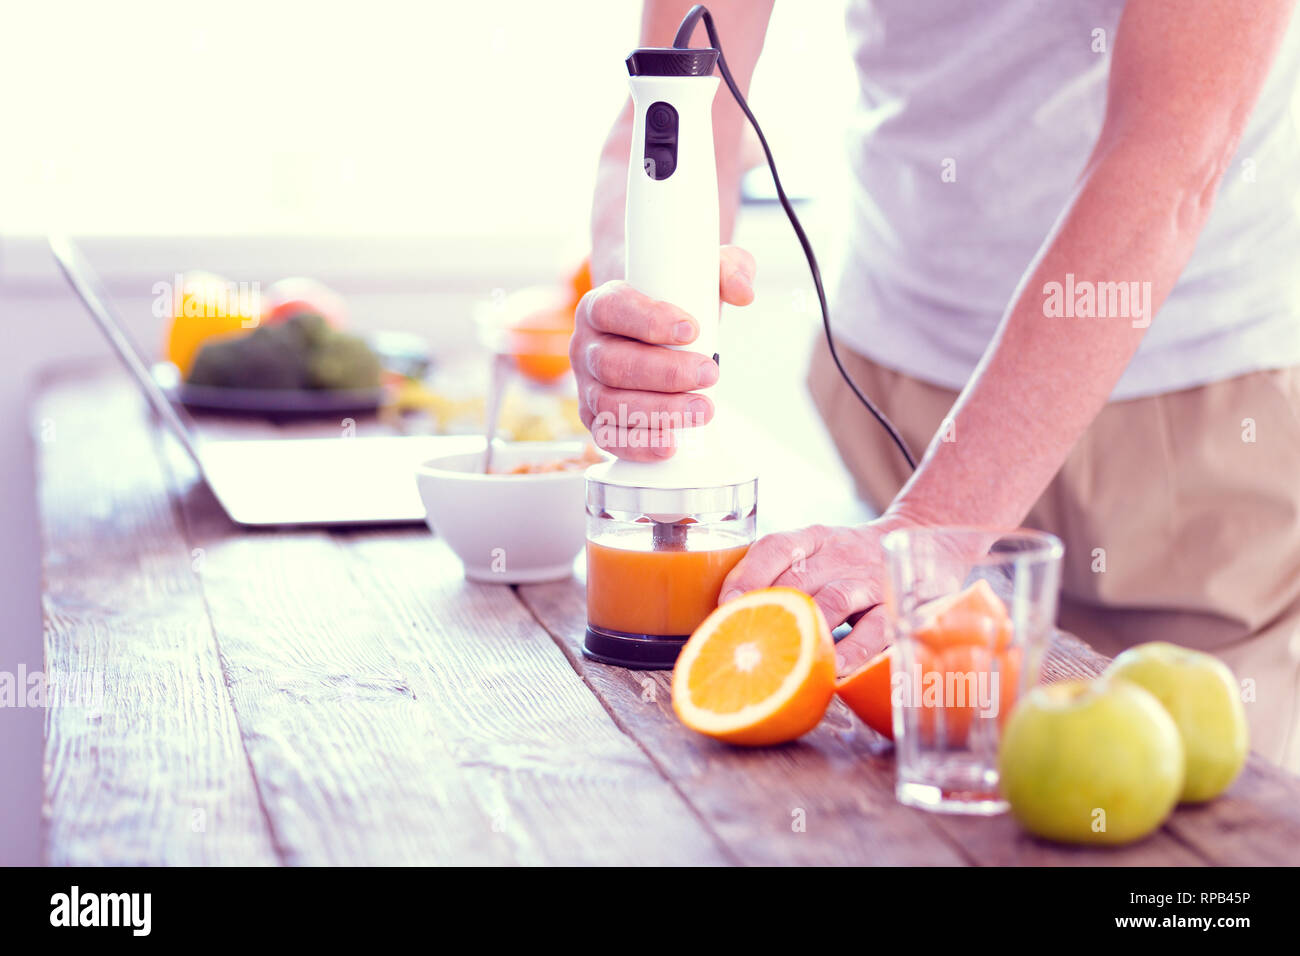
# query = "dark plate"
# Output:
<box><xmin>152</xmin><ymin>362</ymin><xmax>386</xmax><ymax>415</ymax></box>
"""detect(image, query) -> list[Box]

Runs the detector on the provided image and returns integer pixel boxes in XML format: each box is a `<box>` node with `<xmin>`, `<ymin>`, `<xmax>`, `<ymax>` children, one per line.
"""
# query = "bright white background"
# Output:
<box><xmin>2</xmin><ymin>0</ymin><xmax>854</xmax><ymax>239</ymax></box>
<box><xmin>1</xmin><ymin>1</ymin><xmax>859</xmax><ymax>863</ymax></box>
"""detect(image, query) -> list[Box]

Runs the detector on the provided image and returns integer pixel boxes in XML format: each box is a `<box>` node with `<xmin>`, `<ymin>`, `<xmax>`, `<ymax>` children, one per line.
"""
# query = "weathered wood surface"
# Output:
<box><xmin>518</xmin><ymin>583</ymin><xmax>1207</xmax><ymax>865</ymax></box>
<box><xmin>38</xmin><ymin>368</ymin><xmax>725</xmax><ymax>865</ymax></box>
<box><xmin>33</xmin><ymin>364</ymin><xmax>1300</xmax><ymax>865</ymax></box>
<box><xmin>34</xmin><ymin>367</ymin><xmax>276</xmax><ymax>865</ymax></box>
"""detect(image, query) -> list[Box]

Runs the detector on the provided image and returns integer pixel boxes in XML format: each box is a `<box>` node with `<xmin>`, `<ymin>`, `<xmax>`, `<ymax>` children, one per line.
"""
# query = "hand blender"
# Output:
<box><xmin>581</xmin><ymin>26</ymin><xmax>758</xmax><ymax>669</ymax></box>
<box><xmin>583</xmin><ymin>4</ymin><xmax>919</xmax><ymax>667</ymax></box>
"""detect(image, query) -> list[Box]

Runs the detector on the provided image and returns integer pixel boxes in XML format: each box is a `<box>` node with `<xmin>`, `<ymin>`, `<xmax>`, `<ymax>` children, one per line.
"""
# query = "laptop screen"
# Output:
<box><xmin>48</xmin><ymin>235</ymin><xmax>204</xmax><ymax>467</ymax></box>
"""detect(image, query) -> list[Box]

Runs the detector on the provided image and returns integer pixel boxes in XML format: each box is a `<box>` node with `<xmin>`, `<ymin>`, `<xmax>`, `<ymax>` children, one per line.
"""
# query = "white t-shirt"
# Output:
<box><xmin>832</xmin><ymin>0</ymin><xmax>1300</xmax><ymax>400</ymax></box>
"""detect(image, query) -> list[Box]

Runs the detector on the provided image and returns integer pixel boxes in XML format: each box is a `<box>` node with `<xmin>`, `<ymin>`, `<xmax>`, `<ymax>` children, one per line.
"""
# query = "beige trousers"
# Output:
<box><xmin>808</xmin><ymin>337</ymin><xmax>1300</xmax><ymax>771</ymax></box>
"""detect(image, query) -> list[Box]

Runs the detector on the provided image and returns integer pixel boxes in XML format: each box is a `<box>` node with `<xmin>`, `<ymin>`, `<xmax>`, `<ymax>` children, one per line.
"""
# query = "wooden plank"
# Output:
<box><xmin>1159</xmin><ymin>756</ymin><xmax>1300</xmax><ymax>865</ymax></box>
<box><xmin>1040</xmin><ymin>630</ymin><xmax>1108</xmax><ymax>682</ymax></box>
<box><xmin>33</xmin><ymin>368</ymin><xmax>277</xmax><ymax>865</ymax></box>
<box><xmin>156</xmin><ymin>486</ymin><xmax>517</xmax><ymax>865</ymax></box>
<box><xmin>339</xmin><ymin>531</ymin><xmax>733</xmax><ymax>865</ymax></box>
<box><xmin>38</xmin><ymin>362</ymin><xmax>1300</xmax><ymax>866</ymax></box>
<box><xmin>139</xmin><ymin>390</ymin><xmax>726</xmax><ymax>864</ymax></box>
<box><xmin>520</xmin><ymin>580</ymin><xmax>1300</xmax><ymax>865</ymax></box>
<box><xmin>517</xmin><ymin>581</ymin><xmax>969</xmax><ymax>865</ymax></box>
<box><xmin>518</xmin><ymin>582</ymin><xmax>1227</xmax><ymax>864</ymax></box>
<box><xmin>146</xmin><ymin>387</ymin><xmax>522</xmax><ymax>863</ymax></box>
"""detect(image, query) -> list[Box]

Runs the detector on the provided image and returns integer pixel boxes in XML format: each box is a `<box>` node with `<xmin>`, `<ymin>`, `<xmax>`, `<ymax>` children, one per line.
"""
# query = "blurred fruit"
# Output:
<box><xmin>189</xmin><ymin>321</ymin><xmax>311</xmax><ymax>390</ymax></box>
<box><xmin>261</xmin><ymin>277</ymin><xmax>347</xmax><ymax>328</ymax></box>
<box><xmin>998</xmin><ymin>678</ymin><xmax>1184</xmax><ymax>845</ymax></box>
<box><xmin>384</xmin><ymin>379</ymin><xmax>482</xmax><ymax>432</ymax></box>
<box><xmin>165</xmin><ymin>271</ymin><xmax>258</xmax><ymax>376</ymax></box>
<box><xmin>835</xmin><ymin>648</ymin><xmax>894</xmax><ymax>739</ymax></box>
<box><xmin>565</xmin><ymin>257</ymin><xmax>593</xmax><ymax>308</ymax></box>
<box><xmin>893</xmin><ymin>580</ymin><xmax>1020</xmax><ymax>746</ymax></box>
<box><xmin>187</xmin><ymin>314</ymin><xmax>380</xmax><ymax>391</ymax></box>
<box><xmin>672</xmin><ymin>587</ymin><xmax>836</xmax><ymax>746</ymax></box>
<box><xmin>911</xmin><ymin>642</ymin><xmax>1022</xmax><ymax>745</ymax></box>
<box><xmin>509</xmin><ymin>307</ymin><xmax>574</xmax><ymax>384</ymax></box>
<box><xmin>307</xmin><ymin>333</ymin><xmax>382</xmax><ymax>390</ymax></box>
<box><xmin>488</xmin><ymin>259</ymin><xmax>587</xmax><ymax>386</ymax></box>
<box><xmin>1106</xmin><ymin>642</ymin><xmax>1248</xmax><ymax>803</ymax></box>
<box><xmin>559</xmin><ymin>396</ymin><xmax>584</xmax><ymax>434</ymax></box>
<box><xmin>915</xmin><ymin>577</ymin><xmax>1013</xmax><ymax>649</ymax></box>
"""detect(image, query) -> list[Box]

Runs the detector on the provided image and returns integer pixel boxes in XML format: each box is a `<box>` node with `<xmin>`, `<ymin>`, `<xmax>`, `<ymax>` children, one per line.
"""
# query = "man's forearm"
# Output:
<box><xmin>887</xmin><ymin>0</ymin><xmax>1294</xmax><ymax>531</ymax></box>
<box><xmin>889</xmin><ymin>134</ymin><xmax>1233</xmax><ymax>530</ymax></box>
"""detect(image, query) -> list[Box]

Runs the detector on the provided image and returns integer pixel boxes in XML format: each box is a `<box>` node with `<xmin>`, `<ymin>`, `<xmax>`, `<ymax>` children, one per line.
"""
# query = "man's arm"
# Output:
<box><xmin>889</xmin><ymin>0</ymin><xmax>1296</xmax><ymax>529</ymax></box>
<box><xmin>720</xmin><ymin>0</ymin><xmax>1296</xmax><ymax>661</ymax></box>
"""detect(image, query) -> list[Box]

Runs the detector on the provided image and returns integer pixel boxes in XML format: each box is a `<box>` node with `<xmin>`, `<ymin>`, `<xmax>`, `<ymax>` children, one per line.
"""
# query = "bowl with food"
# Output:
<box><xmin>416</xmin><ymin>442</ymin><xmax>601</xmax><ymax>583</ymax></box>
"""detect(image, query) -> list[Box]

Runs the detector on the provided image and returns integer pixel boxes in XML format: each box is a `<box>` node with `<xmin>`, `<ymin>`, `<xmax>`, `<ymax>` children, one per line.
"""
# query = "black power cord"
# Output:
<box><xmin>672</xmin><ymin>4</ymin><xmax>918</xmax><ymax>471</ymax></box>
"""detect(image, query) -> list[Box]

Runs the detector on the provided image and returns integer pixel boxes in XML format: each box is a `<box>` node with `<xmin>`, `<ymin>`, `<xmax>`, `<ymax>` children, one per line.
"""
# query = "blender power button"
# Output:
<box><xmin>642</xmin><ymin>101</ymin><xmax>679</xmax><ymax>182</ymax></box>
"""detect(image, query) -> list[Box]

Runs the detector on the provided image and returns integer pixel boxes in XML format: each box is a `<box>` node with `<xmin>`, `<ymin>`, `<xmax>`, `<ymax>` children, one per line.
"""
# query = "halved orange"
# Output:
<box><xmin>671</xmin><ymin>587</ymin><xmax>836</xmax><ymax>746</ymax></box>
<box><xmin>835</xmin><ymin>648</ymin><xmax>894</xmax><ymax>740</ymax></box>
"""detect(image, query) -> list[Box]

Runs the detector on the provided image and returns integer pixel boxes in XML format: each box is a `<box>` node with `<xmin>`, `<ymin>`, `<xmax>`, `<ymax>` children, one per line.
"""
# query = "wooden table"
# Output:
<box><xmin>32</xmin><ymin>364</ymin><xmax>1300</xmax><ymax>865</ymax></box>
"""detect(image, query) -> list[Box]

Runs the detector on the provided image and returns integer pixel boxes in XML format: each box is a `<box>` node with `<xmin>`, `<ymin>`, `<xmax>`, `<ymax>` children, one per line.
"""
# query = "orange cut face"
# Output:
<box><xmin>671</xmin><ymin>588</ymin><xmax>837</xmax><ymax>747</ymax></box>
<box><xmin>835</xmin><ymin>649</ymin><xmax>894</xmax><ymax>740</ymax></box>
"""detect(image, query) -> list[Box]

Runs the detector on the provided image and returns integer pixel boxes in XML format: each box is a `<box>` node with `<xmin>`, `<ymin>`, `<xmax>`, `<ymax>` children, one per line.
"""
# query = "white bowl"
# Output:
<box><xmin>415</xmin><ymin>441</ymin><xmax>589</xmax><ymax>583</ymax></box>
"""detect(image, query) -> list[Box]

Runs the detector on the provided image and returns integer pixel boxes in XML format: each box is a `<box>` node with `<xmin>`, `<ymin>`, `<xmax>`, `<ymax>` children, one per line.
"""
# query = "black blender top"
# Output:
<box><xmin>625</xmin><ymin>47</ymin><xmax>719</xmax><ymax>77</ymax></box>
<box><xmin>627</xmin><ymin>2</ymin><xmax>720</xmax><ymax>77</ymax></box>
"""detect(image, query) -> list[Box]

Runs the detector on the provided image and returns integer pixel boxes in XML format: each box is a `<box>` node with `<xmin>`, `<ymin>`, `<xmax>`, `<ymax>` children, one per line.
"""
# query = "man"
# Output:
<box><xmin>570</xmin><ymin>0</ymin><xmax>1300</xmax><ymax>769</ymax></box>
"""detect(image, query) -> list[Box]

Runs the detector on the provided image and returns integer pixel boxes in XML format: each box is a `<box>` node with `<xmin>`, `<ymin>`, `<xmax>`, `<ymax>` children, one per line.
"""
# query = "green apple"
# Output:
<box><xmin>998</xmin><ymin>679</ymin><xmax>1184</xmax><ymax>845</ymax></box>
<box><xmin>1106</xmin><ymin>642</ymin><xmax>1248</xmax><ymax>803</ymax></box>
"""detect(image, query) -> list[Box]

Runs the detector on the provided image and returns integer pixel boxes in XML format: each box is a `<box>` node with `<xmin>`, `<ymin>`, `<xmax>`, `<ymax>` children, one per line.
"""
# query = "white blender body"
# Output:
<box><xmin>582</xmin><ymin>43</ymin><xmax>758</xmax><ymax>669</ymax></box>
<box><xmin>586</xmin><ymin>68</ymin><xmax>756</xmax><ymax>520</ymax></box>
<box><xmin>583</xmin><ymin>4</ymin><xmax>916</xmax><ymax>668</ymax></box>
<box><xmin>625</xmin><ymin>72</ymin><xmax>721</xmax><ymax>445</ymax></box>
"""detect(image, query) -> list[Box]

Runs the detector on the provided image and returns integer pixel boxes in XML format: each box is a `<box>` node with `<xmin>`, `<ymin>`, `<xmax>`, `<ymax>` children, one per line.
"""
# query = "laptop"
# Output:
<box><xmin>50</xmin><ymin>235</ymin><xmax>479</xmax><ymax>526</ymax></box>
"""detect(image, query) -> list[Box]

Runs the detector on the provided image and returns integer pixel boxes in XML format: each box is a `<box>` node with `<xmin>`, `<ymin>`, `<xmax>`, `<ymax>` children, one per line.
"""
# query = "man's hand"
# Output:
<box><xmin>718</xmin><ymin>512</ymin><xmax>920</xmax><ymax>674</ymax></box>
<box><xmin>571</xmin><ymin>245</ymin><xmax>756</xmax><ymax>461</ymax></box>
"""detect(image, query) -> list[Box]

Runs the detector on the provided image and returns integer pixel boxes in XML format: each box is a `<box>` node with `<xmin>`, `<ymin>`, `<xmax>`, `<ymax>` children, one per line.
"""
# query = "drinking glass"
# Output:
<box><xmin>881</xmin><ymin>527</ymin><xmax>1063</xmax><ymax>815</ymax></box>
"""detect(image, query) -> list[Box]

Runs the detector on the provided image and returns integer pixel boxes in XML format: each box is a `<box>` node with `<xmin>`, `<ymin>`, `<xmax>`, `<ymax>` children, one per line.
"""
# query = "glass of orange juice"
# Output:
<box><xmin>881</xmin><ymin>527</ymin><xmax>1063</xmax><ymax>815</ymax></box>
<box><xmin>583</xmin><ymin>478</ymin><xmax>757</xmax><ymax>669</ymax></box>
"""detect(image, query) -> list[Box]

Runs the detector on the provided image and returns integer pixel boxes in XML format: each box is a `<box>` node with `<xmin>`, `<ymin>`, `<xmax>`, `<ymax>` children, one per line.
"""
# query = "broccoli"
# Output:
<box><xmin>187</xmin><ymin>324</ymin><xmax>311</xmax><ymax>390</ymax></box>
<box><xmin>307</xmin><ymin>332</ymin><xmax>382</xmax><ymax>390</ymax></box>
<box><xmin>280</xmin><ymin>313</ymin><xmax>331</xmax><ymax>351</ymax></box>
<box><xmin>186</xmin><ymin>313</ymin><xmax>381</xmax><ymax>391</ymax></box>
